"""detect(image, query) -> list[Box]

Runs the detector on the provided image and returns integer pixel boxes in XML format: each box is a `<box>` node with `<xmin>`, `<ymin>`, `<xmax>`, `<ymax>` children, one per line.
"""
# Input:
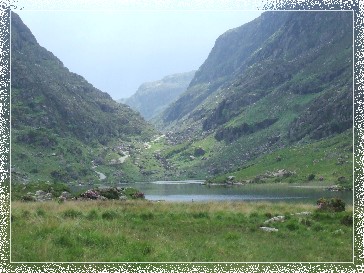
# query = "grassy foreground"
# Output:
<box><xmin>11</xmin><ymin>200</ymin><xmax>353</xmax><ymax>262</ymax></box>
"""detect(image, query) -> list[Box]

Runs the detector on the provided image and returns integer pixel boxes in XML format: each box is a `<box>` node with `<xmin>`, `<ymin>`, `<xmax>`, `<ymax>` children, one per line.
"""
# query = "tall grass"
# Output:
<box><xmin>11</xmin><ymin>200</ymin><xmax>353</xmax><ymax>262</ymax></box>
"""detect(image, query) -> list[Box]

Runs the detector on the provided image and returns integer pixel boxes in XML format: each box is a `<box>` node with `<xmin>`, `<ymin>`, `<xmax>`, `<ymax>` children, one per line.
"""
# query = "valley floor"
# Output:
<box><xmin>11</xmin><ymin>200</ymin><xmax>353</xmax><ymax>262</ymax></box>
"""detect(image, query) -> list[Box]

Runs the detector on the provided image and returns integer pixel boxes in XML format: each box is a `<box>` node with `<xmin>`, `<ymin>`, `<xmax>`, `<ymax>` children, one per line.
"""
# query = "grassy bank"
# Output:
<box><xmin>11</xmin><ymin>200</ymin><xmax>353</xmax><ymax>262</ymax></box>
<box><xmin>208</xmin><ymin>130</ymin><xmax>352</xmax><ymax>188</ymax></box>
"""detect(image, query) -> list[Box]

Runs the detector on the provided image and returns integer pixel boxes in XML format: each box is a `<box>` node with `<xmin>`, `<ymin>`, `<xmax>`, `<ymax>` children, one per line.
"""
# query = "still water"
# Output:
<box><xmin>128</xmin><ymin>180</ymin><xmax>353</xmax><ymax>204</ymax></box>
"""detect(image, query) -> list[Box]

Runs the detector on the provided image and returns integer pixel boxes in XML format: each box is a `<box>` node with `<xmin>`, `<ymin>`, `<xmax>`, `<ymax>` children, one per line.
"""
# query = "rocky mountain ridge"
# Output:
<box><xmin>121</xmin><ymin>71</ymin><xmax>195</xmax><ymax>120</ymax></box>
<box><xmin>154</xmin><ymin>11</ymin><xmax>352</xmax><ymax>177</ymax></box>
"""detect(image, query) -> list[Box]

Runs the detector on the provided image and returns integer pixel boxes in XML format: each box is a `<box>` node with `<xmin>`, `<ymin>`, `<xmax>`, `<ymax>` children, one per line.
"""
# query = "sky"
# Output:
<box><xmin>15</xmin><ymin>9</ymin><xmax>263</xmax><ymax>100</ymax></box>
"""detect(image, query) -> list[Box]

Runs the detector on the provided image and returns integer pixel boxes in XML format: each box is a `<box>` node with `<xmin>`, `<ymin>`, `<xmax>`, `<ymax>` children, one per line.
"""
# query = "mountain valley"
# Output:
<box><xmin>10</xmin><ymin>10</ymin><xmax>353</xmax><ymax>194</ymax></box>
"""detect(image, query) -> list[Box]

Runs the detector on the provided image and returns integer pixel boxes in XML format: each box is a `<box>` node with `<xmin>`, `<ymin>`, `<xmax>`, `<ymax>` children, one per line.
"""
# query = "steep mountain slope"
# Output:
<box><xmin>155</xmin><ymin>11</ymin><xmax>352</xmax><ymax>178</ymax></box>
<box><xmin>121</xmin><ymin>71</ymin><xmax>195</xmax><ymax>120</ymax></box>
<box><xmin>11</xmin><ymin>11</ymin><xmax>353</xmax><ymax>188</ymax></box>
<box><xmin>11</xmin><ymin>12</ymin><xmax>158</xmax><ymax>185</ymax></box>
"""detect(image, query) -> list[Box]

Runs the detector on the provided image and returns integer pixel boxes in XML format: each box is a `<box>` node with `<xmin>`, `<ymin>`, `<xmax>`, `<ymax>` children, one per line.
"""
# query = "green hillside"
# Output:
<box><xmin>153</xmin><ymin>11</ymin><xmax>352</xmax><ymax>182</ymax></box>
<box><xmin>11</xmin><ymin>12</ymin><xmax>160</xmax><ymax>185</ymax></box>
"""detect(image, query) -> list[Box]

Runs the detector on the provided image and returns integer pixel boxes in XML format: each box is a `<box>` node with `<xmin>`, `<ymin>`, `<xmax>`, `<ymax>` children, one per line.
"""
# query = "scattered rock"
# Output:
<box><xmin>59</xmin><ymin>191</ymin><xmax>72</xmax><ymax>200</ymax></box>
<box><xmin>33</xmin><ymin>190</ymin><xmax>53</xmax><ymax>201</ymax></box>
<box><xmin>78</xmin><ymin>187</ymin><xmax>145</xmax><ymax>201</ymax></box>
<box><xmin>333</xmin><ymin>229</ymin><xmax>344</xmax><ymax>235</ymax></box>
<box><xmin>264</xmin><ymin>169</ymin><xmax>295</xmax><ymax>179</ymax></box>
<box><xmin>294</xmin><ymin>211</ymin><xmax>312</xmax><ymax>216</ymax></box>
<box><xmin>326</xmin><ymin>185</ymin><xmax>349</xmax><ymax>191</ymax></box>
<box><xmin>264</xmin><ymin>215</ymin><xmax>285</xmax><ymax>224</ymax></box>
<box><xmin>260</xmin><ymin>227</ymin><xmax>279</xmax><ymax>232</ymax></box>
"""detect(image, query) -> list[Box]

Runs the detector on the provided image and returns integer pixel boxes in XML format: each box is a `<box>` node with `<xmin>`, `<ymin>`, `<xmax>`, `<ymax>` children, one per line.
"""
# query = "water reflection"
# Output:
<box><xmin>131</xmin><ymin>181</ymin><xmax>352</xmax><ymax>204</ymax></box>
<box><xmin>71</xmin><ymin>180</ymin><xmax>352</xmax><ymax>204</ymax></box>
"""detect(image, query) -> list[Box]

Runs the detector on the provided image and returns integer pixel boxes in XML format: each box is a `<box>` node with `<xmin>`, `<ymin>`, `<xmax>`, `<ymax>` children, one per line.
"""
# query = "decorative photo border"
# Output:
<box><xmin>0</xmin><ymin>0</ymin><xmax>362</xmax><ymax>272</ymax></box>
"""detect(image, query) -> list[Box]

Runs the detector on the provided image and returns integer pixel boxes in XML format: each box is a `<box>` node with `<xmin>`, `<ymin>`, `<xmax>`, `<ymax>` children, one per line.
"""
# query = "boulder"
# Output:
<box><xmin>227</xmin><ymin>176</ymin><xmax>235</xmax><ymax>181</ymax></box>
<box><xmin>59</xmin><ymin>191</ymin><xmax>72</xmax><ymax>200</ymax></box>
<box><xmin>34</xmin><ymin>190</ymin><xmax>53</xmax><ymax>201</ymax></box>
<box><xmin>260</xmin><ymin>227</ymin><xmax>279</xmax><ymax>232</ymax></box>
<box><xmin>294</xmin><ymin>211</ymin><xmax>312</xmax><ymax>216</ymax></box>
<box><xmin>264</xmin><ymin>215</ymin><xmax>285</xmax><ymax>224</ymax></box>
<box><xmin>272</xmin><ymin>169</ymin><xmax>294</xmax><ymax>178</ymax></box>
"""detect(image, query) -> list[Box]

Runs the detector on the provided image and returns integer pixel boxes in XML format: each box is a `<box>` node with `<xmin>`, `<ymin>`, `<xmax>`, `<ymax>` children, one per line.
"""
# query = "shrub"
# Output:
<box><xmin>317</xmin><ymin>197</ymin><xmax>345</xmax><ymax>212</ymax></box>
<box><xmin>341</xmin><ymin>214</ymin><xmax>353</xmax><ymax>226</ymax></box>
<box><xmin>286</xmin><ymin>222</ymin><xmax>300</xmax><ymax>231</ymax></box>
<box><xmin>307</xmin><ymin>174</ymin><xmax>315</xmax><ymax>181</ymax></box>
<box><xmin>80</xmin><ymin>189</ymin><xmax>100</xmax><ymax>200</ymax></box>
<box><xmin>21</xmin><ymin>194</ymin><xmax>36</xmax><ymax>202</ymax></box>
<box><xmin>264</xmin><ymin>212</ymin><xmax>273</xmax><ymax>218</ymax></box>
<box><xmin>194</xmin><ymin>147</ymin><xmax>206</xmax><ymax>157</ymax></box>
<box><xmin>99</xmin><ymin>188</ymin><xmax>120</xmax><ymax>200</ymax></box>
<box><xmin>131</xmin><ymin>191</ymin><xmax>145</xmax><ymax>199</ymax></box>
<box><xmin>123</xmin><ymin>187</ymin><xmax>145</xmax><ymax>199</ymax></box>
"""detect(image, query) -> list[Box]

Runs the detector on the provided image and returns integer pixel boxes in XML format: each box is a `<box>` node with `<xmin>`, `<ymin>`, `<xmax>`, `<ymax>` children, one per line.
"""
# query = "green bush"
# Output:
<box><xmin>341</xmin><ymin>214</ymin><xmax>353</xmax><ymax>226</ymax></box>
<box><xmin>21</xmin><ymin>194</ymin><xmax>36</xmax><ymax>202</ymax></box>
<box><xmin>317</xmin><ymin>197</ymin><xmax>345</xmax><ymax>212</ymax></box>
<box><xmin>286</xmin><ymin>221</ymin><xmax>300</xmax><ymax>231</ymax></box>
<box><xmin>307</xmin><ymin>174</ymin><xmax>316</xmax><ymax>181</ymax></box>
<box><xmin>12</xmin><ymin>181</ymin><xmax>71</xmax><ymax>201</ymax></box>
<box><xmin>99</xmin><ymin>188</ymin><xmax>120</xmax><ymax>200</ymax></box>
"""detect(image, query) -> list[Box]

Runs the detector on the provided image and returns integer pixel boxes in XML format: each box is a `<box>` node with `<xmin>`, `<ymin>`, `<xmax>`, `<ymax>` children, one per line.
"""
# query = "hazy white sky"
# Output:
<box><xmin>15</xmin><ymin>9</ymin><xmax>263</xmax><ymax>99</ymax></box>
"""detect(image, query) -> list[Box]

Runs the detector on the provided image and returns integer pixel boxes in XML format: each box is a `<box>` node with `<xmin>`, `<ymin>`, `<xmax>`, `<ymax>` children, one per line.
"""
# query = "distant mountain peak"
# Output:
<box><xmin>121</xmin><ymin>71</ymin><xmax>196</xmax><ymax>120</ymax></box>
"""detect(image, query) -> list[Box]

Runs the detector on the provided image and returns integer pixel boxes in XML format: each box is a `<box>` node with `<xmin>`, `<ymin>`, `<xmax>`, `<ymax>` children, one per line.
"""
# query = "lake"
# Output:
<box><xmin>128</xmin><ymin>180</ymin><xmax>353</xmax><ymax>204</ymax></box>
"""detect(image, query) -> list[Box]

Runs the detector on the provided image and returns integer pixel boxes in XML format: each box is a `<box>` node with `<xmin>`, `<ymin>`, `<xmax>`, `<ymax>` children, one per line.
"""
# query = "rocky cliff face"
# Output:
<box><xmin>11</xmin><ymin>12</ymin><xmax>155</xmax><ymax>144</ymax></box>
<box><xmin>121</xmin><ymin>71</ymin><xmax>195</xmax><ymax>120</ymax></box>
<box><xmin>159</xmin><ymin>11</ymin><xmax>352</xmax><ymax>139</ymax></box>
<box><xmin>155</xmin><ymin>11</ymin><xmax>352</xmax><ymax>174</ymax></box>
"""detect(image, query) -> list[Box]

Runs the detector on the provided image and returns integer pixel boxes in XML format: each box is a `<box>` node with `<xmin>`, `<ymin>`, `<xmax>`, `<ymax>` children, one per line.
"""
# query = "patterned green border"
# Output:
<box><xmin>1</xmin><ymin>0</ymin><xmax>362</xmax><ymax>272</ymax></box>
